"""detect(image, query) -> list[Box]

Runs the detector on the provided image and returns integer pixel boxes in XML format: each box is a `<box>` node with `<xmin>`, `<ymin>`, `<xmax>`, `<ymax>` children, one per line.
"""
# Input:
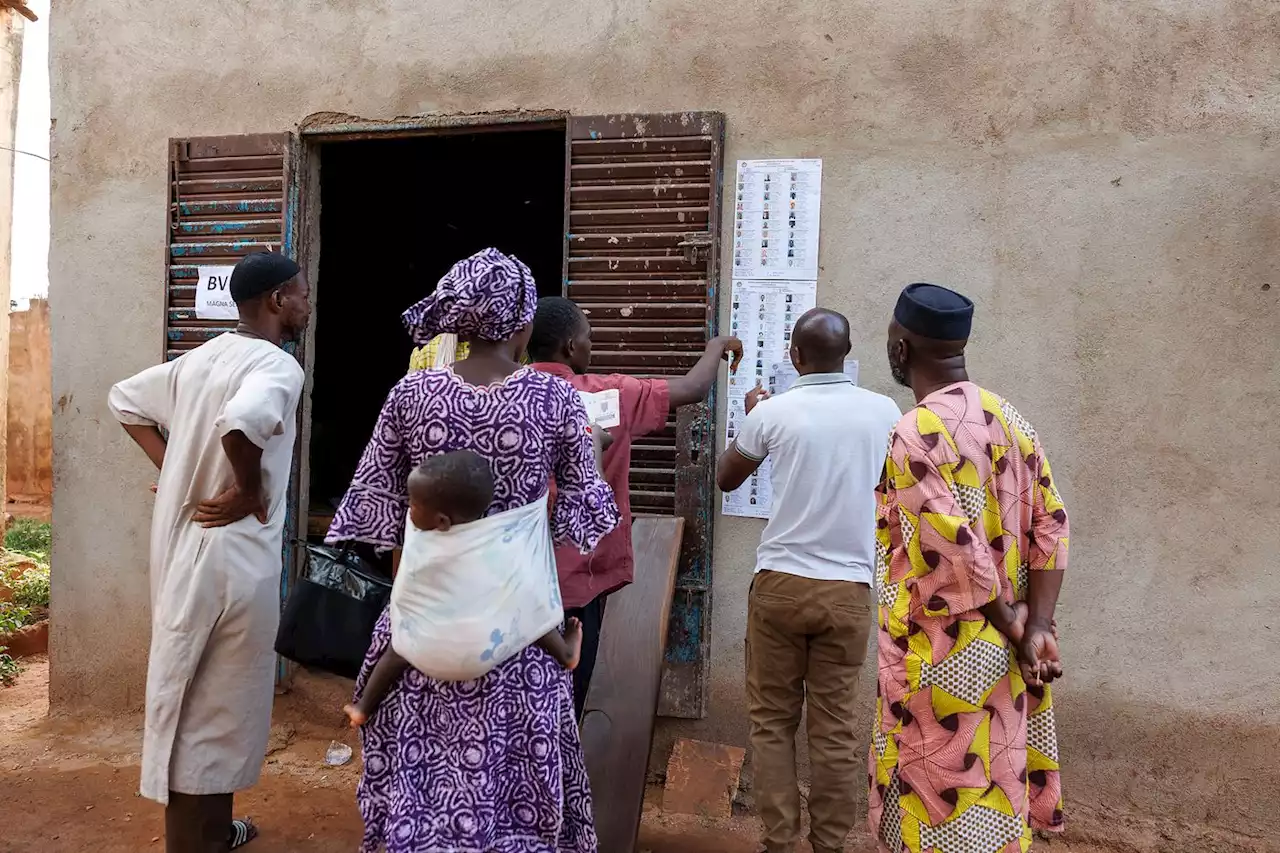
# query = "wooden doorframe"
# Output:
<box><xmin>280</xmin><ymin>113</ymin><xmax>569</xmax><ymax>685</ymax></box>
<box><xmin>279</xmin><ymin>111</ymin><xmax>725</xmax><ymax>709</ymax></box>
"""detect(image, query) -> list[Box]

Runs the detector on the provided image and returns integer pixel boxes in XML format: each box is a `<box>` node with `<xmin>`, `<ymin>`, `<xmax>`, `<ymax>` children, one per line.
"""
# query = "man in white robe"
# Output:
<box><xmin>109</xmin><ymin>252</ymin><xmax>310</xmax><ymax>852</ymax></box>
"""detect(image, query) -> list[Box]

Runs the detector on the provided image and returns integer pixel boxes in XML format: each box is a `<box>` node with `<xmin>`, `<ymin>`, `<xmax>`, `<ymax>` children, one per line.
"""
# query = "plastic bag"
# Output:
<box><xmin>390</xmin><ymin>493</ymin><xmax>562</xmax><ymax>681</ymax></box>
<box><xmin>275</xmin><ymin>544</ymin><xmax>392</xmax><ymax>679</ymax></box>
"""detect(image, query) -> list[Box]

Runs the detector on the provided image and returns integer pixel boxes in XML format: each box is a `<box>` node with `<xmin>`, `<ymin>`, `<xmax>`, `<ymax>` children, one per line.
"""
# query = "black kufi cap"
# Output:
<box><xmin>894</xmin><ymin>283</ymin><xmax>974</xmax><ymax>341</ymax></box>
<box><xmin>229</xmin><ymin>252</ymin><xmax>300</xmax><ymax>304</ymax></box>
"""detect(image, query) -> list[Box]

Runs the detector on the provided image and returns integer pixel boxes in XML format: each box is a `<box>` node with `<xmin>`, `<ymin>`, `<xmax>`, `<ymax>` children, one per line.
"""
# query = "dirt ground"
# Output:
<box><xmin>0</xmin><ymin>659</ymin><xmax>1239</xmax><ymax>853</ymax></box>
<box><xmin>5</xmin><ymin>500</ymin><xmax>51</xmax><ymax>524</ymax></box>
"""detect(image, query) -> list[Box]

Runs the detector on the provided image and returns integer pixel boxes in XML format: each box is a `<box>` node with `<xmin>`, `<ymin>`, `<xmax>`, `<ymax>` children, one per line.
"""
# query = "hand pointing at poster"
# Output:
<box><xmin>745</xmin><ymin>385</ymin><xmax>770</xmax><ymax>414</ymax></box>
<box><xmin>718</xmin><ymin>336</ymin><xmax>744</xmax><ymax>373</ymax></box>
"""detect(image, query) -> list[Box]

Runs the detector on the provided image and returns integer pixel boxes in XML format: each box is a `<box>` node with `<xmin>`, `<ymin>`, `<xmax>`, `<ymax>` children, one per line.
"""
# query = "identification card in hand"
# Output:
<box><xmin>578</xmin><ymin>389</ymin><xmax>622</xmax><ymax>429</ymax></box>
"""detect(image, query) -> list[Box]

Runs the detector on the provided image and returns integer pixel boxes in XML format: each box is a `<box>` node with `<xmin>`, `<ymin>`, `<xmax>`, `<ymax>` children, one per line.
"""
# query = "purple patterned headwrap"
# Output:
<box><xmin>401</xmin><ymin>248</ymin><xmax>537</xmax><ymax>345</ymax></box>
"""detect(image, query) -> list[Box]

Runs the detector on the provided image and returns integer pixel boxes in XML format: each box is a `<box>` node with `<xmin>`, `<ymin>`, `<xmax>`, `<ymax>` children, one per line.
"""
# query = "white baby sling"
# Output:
<box><xmin>389</xmin><ymin>493</ymin><xmax>563</xmax><ymax>681</ymax></box>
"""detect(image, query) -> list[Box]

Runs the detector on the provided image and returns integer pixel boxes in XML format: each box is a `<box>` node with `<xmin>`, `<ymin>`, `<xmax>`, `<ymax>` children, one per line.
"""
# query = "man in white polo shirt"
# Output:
<box><xmin>716</xmin><ymin>308</ymin><xmax>902</xmax><ymax>853</ymax></box>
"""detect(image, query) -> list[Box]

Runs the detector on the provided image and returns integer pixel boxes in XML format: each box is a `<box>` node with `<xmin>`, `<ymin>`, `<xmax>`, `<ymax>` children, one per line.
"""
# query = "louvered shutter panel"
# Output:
<box><xmin>165</xmin><ymin>134</ymin><xmax>291</xmax><ymax>360</ymax></box>
<box><xmin>165</xmin><ymin>133</ymin><xmax>303</xmax><ymax>684</ymax></box>
<box><xmin>565</xmin><ymin>113</ymin><xmax>725</xmax><ymax>718</ymax></box>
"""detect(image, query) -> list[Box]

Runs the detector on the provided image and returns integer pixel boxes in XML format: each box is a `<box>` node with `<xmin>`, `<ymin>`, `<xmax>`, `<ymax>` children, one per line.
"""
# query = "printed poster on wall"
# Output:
<box><xmin>721</xmin><ymin>279</ymin><xmax>818</xmax><ymax>519</ymax></box>
<box><xmin>731</xmin><ymin>159</ymin><xmax>822</xmax><ymax>282</ymax></box>
<box><xmin>768</xmin><ymin>359</ymin><xmax>859</xmax><ymax>396</ymax></box>
<box><xmin>195</xmin><ymin>265</ymin><xmax>239</xmax><ymax>321</ymax></box>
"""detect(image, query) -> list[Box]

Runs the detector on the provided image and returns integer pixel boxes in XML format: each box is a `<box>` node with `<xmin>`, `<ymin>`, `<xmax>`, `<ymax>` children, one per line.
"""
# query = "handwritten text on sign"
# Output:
<box><xmin>195</xmin><ymin>265</ymin><xmax>239</xmax><ymax>321</ymax></box>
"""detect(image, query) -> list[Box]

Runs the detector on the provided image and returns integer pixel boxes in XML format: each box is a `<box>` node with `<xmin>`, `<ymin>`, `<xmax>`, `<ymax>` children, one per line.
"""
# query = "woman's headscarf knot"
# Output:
<box><xmin>401</xmin><ymin>248</ymin><xmax>536</xmax><ymax>345</ymax></box>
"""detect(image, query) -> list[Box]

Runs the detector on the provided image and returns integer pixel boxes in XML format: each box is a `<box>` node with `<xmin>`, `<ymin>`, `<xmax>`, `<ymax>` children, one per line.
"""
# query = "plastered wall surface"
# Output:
<box><xmin>50</xmin><ymin>0</ymin><xmax>1278</xmax><ymax>837</ymax></box>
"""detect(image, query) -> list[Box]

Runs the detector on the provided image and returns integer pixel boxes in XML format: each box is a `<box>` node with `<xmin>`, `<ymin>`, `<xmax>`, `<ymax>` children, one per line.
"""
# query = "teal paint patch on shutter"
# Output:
<box><xmin>166</xmin><ymin>134</ymin><xmax>290</xmax><ymax>360</ymax></box>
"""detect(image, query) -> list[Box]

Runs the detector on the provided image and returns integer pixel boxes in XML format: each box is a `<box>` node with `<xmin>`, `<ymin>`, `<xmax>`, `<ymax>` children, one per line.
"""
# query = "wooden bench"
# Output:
<box><xmin>580</xmin><ymin>516</ymin><xmax>684</xmax><ymax>853</ymax></box>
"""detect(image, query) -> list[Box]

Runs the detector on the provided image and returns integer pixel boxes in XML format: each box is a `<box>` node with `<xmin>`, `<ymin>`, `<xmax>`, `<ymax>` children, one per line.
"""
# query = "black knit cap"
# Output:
<box><xmin>894</xmin><ymin>283</ymin><xmax>974</xmax><ymax>341</ymax></box>
<box><xmin>229</xmin><ymin>252</ymin><xmax>300</xmax><ymax>304</ymax></box>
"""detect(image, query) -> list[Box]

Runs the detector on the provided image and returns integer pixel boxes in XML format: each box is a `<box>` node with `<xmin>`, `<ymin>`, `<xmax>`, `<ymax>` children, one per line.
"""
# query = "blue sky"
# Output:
<box><xmin>11</xmin><ymin>0</ymin><xmax>49</xmax><ymax>307</ymax></box>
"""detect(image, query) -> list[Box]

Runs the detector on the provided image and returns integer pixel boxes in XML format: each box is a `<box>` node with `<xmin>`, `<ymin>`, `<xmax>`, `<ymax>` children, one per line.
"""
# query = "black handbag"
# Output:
<box><xmin>275</xmin><ymin>542</ymin><xmax>392</xmax><ymax>680</ymax></box>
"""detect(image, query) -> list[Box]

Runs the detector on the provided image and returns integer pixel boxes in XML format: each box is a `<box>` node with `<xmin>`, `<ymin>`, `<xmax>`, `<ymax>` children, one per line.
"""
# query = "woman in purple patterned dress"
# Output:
<box><xmin>327</xmin><ymin>248</ymin><xmax>619</xmax><ymax>853</ymax></box>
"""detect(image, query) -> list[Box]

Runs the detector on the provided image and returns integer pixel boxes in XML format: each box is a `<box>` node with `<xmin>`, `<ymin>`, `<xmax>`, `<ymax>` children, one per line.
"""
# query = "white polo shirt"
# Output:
<box><xmin>734</xmin><ymin>373</ymin><xmax>902</xmax><ymax>585</ymax></box>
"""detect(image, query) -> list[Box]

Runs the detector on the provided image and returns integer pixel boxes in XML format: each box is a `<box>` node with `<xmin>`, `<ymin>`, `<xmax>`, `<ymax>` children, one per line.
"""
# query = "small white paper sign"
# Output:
<box><xmin>579</xmin><ymin>389</ymin><xmax>621</xmax><ymax>429</ymax></box>
<box><xmin>195</xmin><ymin>265</ymin><xmax>239</xmax><ymax>320</ymax></box>
<box><xmin>842</xmin><ymin>359</ymin><xmax>859</xmax><ymax>386</ymax></box>
<box><xmin>767</xmin><ymin>359</ymin><xmax>859</xmax><ymax>396</ymax></box>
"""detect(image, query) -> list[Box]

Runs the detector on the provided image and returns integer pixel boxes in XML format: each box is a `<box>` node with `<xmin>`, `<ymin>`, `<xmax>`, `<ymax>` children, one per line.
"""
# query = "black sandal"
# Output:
<box><xmin>229</xmin><ymin>818</ymin><xmax>258</xmax><ymax>849</ymax></box>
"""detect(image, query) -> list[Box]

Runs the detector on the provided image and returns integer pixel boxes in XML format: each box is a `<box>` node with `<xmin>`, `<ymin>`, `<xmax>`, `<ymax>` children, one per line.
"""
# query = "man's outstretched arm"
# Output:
<box><xmin>667</xmin><ymin>336</ymin><xmax>743</xmax><ymax>407</ymax></box>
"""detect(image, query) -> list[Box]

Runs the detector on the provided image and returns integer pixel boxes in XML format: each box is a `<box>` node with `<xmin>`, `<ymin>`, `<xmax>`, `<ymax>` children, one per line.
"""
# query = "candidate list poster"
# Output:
<box><xmin>721</xmin><ymin>279</ymin><xmax>817</xmax><ymax>519</ymax></box>
<box><xmin>730</xmin><ymin>159</ymin><xmax>822</xmax><ymax>282</ymax></box>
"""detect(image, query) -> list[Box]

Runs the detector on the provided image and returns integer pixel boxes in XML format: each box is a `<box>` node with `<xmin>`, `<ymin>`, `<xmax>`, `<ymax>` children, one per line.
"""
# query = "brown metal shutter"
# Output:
<box><xmin>165</xmin><ymin>134</ymin><xmax>291</xmax><ymax>360</ymax></box>
<box><xmin>164</xmin><ymin>133</ymin><xmax>303</xmax><ymax>685</ymax></box>
<box><xmin>565</xmin><ymin>113</ymin><xmax>725</xmax><ymax>718</ymax></box>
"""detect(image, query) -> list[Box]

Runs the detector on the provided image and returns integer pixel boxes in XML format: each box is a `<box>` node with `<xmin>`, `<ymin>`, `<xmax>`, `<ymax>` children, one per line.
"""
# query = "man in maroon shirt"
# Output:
<box><xmin>529</xmin><ymin>296</ymin><xmax>742</xmax><ymax>718</ymax></box>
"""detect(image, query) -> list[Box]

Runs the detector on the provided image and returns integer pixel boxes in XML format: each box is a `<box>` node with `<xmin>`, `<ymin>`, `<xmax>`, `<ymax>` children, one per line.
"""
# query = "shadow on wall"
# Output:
<box><xmin>8</xmin><ymin>298</ymin><xmax>52</xmax><ymax>506</ymax></box>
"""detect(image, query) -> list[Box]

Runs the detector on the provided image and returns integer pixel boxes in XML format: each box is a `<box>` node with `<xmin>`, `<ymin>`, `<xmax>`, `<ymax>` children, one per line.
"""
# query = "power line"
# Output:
<box><xmin>0</xmin><ymin>145</ymin><xmax>49</xmax><ymax>163</ymax></box>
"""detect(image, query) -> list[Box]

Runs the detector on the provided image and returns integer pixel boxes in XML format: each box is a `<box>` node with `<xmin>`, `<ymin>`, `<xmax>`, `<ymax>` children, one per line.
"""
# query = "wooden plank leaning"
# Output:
<box><xmin>580</xmin><ymin>516</ymin><xmax>685</xmax><ymax>853</ymax></box>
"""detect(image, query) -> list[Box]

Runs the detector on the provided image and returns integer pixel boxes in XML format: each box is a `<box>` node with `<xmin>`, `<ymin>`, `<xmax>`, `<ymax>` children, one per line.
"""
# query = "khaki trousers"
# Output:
<box><xmin>746</xmin><ymin>570</ymin><xmax>872</xmax><ymax>853</ymax></box>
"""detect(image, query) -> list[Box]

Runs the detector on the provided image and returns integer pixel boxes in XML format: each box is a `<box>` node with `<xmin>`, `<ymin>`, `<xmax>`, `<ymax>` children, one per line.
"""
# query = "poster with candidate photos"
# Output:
<box><xmin>731</xmin><ymin>159</ymin><xmax>822</xmax><ymax>282</ymax></box>
<box><xmin>722</xmin><ymin>278</ymin><xmax>817</xmax><ymax>519</ymax></box>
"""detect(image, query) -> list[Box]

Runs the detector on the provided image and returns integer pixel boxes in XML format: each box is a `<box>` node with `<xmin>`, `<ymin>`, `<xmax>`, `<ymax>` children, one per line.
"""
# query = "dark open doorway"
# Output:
<box><xmin>306</xmin><ymin>126</ymin><xmax>567</xmax><ymax>550</ymax></box>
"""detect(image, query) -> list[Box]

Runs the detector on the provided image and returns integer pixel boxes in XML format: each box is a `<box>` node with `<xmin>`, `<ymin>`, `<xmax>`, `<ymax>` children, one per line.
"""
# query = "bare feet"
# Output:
<box><xmin>562</xmin><ymin>617</ymin><xmax>584</xmax><ymax>671</ymax></box>
<box><xmin>342</xmin><ymin>703</ymin><xmax>370</xmax><ymax>728</ymax></box>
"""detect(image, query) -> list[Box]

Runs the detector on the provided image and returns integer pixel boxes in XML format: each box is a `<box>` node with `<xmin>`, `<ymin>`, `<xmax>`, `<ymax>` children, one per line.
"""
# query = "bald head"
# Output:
<box><xmin>791</xmin><ymin>308</ymin><xmax>852</xmax><ymax>374</ymax></box>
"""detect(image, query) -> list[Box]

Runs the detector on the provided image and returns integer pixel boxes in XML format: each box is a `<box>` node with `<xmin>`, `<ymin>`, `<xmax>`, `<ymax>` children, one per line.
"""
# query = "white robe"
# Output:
<box><xmin>108</xmin><ymin>333</ymin><xmax>304</xmax><ymax>804</ymax></box>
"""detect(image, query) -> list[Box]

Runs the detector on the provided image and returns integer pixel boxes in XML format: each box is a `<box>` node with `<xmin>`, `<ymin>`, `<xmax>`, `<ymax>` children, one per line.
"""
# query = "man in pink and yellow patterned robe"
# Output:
<box><xmin>870</xmin><ymin>283</ymin><xmax>1069</xmax><ymax>853</ymax></box>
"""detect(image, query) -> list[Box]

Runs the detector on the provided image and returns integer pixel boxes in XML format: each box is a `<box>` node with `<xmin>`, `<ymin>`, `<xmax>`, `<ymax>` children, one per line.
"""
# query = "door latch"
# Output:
<box><xmin>678</xmin><ymin>234</ymin><xmax>714</xmax><ymax>265</ymax></box>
